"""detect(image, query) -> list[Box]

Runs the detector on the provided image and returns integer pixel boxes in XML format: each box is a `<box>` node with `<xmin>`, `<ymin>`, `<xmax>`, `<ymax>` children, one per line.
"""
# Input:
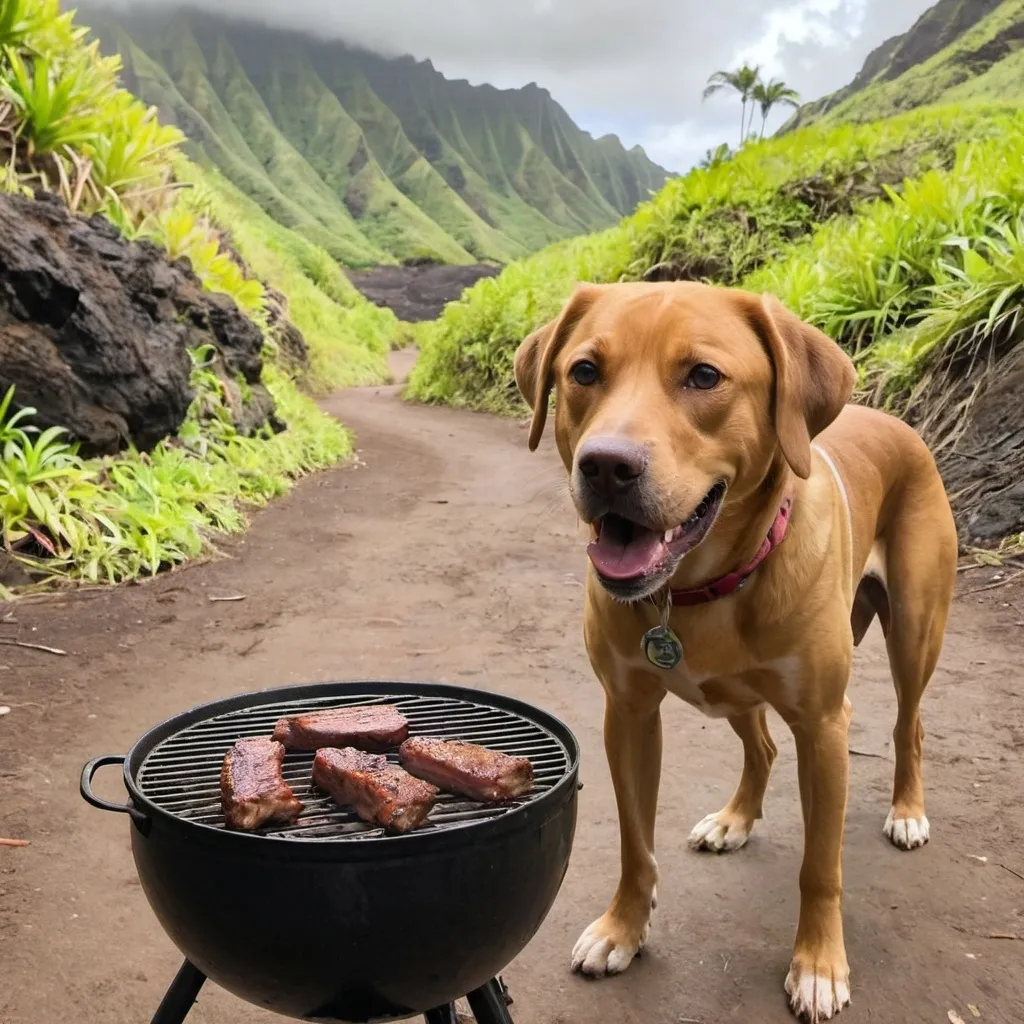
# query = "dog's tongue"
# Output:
<box><xmin>588</xmin><ymin>525</ymin><xmax>665</xmax><ymax>581</ymax></box>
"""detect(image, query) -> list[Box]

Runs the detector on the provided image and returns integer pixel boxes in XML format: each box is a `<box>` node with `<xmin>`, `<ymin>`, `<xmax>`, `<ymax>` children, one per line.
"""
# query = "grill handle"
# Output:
<box><xmin>80</xmin><ymin>755</ymin><xmax>151</xmax><ymax>834</ymax></box>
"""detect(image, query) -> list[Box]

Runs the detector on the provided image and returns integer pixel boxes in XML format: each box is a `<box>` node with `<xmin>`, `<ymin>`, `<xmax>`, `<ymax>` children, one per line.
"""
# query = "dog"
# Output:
<box><xmin>513</xmin><ymin>280</ymin><xmax>957</xmax><ymax>1021</ymax></box>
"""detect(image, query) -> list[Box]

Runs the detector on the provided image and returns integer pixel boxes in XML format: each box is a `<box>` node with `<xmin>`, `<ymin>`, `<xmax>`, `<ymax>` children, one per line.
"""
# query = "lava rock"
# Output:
<box><xmin>264</xmin><ymin>284</ymin><xmax>309</xmax><ymax>373</ymax></box>
<box><xmin>0</xmin><ymin>191</ymin><xmax>279</xmax><ymax>455</ymax></box>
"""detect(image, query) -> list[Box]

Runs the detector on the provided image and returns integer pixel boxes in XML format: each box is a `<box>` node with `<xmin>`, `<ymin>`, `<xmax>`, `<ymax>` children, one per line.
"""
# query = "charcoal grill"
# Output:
<box><xmin>81</xmin><ymin>681</ymin><xmax>579</xmax><ymax>1024</ymax></box>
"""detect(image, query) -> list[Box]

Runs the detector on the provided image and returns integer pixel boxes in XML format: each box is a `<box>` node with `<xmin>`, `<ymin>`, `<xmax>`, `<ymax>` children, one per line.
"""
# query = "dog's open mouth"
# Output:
<box><xmin>587</xmin><ymin>483</ymin><xmax>726</xmax><ymax>584</ymax></box>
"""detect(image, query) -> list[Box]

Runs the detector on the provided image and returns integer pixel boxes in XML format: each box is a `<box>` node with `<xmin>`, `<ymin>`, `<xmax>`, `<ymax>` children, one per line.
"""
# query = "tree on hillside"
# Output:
<box><xmin>752</xmin><ymin>79</ymin><xmax>800</xmax><ymax>137</ymax></box>
<box><xmin>702</xmin><ymin>63</ymin><xmax>762</xmax><ymax>145</ymax></box>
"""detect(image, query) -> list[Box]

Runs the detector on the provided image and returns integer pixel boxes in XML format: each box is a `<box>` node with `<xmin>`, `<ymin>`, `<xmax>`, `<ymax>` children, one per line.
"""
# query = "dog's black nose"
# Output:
<box><xmin>577</xmin><ymin>437</ymin><xmax>647</xmax><ymax>495</ymax></box>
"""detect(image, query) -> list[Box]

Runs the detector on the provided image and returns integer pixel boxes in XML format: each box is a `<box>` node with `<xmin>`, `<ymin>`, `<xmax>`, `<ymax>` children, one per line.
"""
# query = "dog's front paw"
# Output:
<box><xmin>785</xmin><ymin>960</ymin><xmax>851</xmax><ymax>1021</ymax></box>
<box><xmin>688</xmin><ymin>810</ymin><xmax>753</xmax><ymax>852</ymax></box>
<box><xmin>884</xmin><ymin>807</ymin><xmax>930</xmax><ymax>850</ymax></box>
<box><xmin>571</xmin><ymin>909</ymin><xmax>651</xmax><ymax>977</ymax></box>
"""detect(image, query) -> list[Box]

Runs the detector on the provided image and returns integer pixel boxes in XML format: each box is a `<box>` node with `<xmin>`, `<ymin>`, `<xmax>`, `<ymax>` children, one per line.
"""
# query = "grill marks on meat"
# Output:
<box><xmin>272</xmin><ymin>704</ymin><xmax>409</xmax><ymax>753</ymax></box>
<box><xmin>312</xmin><ymin>747</ymin><xmax>438</xmax><ymax>834</ymax></box>
<box><xmin>220</xmin><ymin>738</ymin><xmax>304</xmax><ymax>831</ymax></box>
<box><xmin>399</xmin><ymin>737</ymin><xmax>534</xmax><ymax>803</ymax></box>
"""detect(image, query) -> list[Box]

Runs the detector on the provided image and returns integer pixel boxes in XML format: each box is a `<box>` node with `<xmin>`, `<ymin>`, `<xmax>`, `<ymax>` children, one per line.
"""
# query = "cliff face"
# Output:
<box><xmin>0</xmin><ymin>192</ymin><xmax>280</xmax><ymax>456</ymax></box>
<box><xmin>781</xmin><ymin>0</ymin><xmax>1018</xmax><ymax>131</ymax></box>
<box><xmin>82</xmin><ymin>6</ymin><xmax>669</xmax><ymax>268</ymax></box>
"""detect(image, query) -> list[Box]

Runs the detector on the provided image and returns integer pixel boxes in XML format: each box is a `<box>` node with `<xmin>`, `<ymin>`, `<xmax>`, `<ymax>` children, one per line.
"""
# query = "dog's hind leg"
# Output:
<box><xmin>688</xmin><ymin>708</ymin><xmax>777</xmax><ymax>853</ymax></box>
<box><xmin>879</xmin><ymin>482</ymin><xmax>957</xmax><ymax>851</ymax></box>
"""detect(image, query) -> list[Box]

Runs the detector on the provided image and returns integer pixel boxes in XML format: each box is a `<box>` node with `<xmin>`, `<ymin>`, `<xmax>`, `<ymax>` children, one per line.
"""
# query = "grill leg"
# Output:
<box><xmin>424</xmin><ymin>1005</ymin><xmax>459</xmax><ymax>1024</ymax></box>
<box><xmin>466</xmin><ymin>977</ymin><xmax>514</xmax><ymax>1024</ymax></box>
<box><xmin>151</xmin><ymin>960</ymin><xmax>206</xmax><ymax>1024</ymax></box>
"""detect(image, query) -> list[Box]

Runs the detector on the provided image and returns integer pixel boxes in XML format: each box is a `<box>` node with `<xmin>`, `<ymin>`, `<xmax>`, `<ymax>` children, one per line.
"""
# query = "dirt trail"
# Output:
<box><xmin>2</xmin><ymin>352</ymin><xmax>1023</xmax><ymax>1024</ymax></box>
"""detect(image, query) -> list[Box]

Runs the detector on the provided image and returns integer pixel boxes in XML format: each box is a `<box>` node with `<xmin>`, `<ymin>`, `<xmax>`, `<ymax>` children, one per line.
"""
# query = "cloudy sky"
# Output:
<box><xmin>104</xmin><ymin>0</ymin><xmax>935</xmax><ymax>171</ymax></box>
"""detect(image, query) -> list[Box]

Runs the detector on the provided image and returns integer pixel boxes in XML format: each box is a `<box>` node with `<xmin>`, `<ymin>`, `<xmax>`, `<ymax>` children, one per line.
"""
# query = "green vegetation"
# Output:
<box><xmin>80</xmin><ymin>5</ymin><xmax>670</xmax><ymax>268</ymax></box>
<box><xmin>408</xmin><ymin>104</ymin><xmax>1016</xmax><ymax>413</ymax></box>
<box><xmin>745</xmin><ymin>128</ymin><xmax>1024</xmax><ymax>410</ymax></box>
<box><xmin>1</xmin><ymin>0</ymin><xmax>397</xmax><ymax>595</ymax></box>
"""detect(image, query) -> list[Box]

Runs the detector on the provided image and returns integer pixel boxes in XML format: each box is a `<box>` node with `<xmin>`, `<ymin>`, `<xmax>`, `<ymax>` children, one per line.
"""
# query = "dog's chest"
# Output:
<box><xmin>611</xmin><ymin>644</ymin><xmax>773</xmax><ymax>718</ymax></box>
<box><xmin>665</xmin><ymin>664</ymin><xmax>765</xmax><ymax>719</ymax></box>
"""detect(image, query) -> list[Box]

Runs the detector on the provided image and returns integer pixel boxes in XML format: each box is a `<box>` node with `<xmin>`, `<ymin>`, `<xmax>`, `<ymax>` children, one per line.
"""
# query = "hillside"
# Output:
<box><xmin>406</xmin><ymin>98</ymin><xmax>1024</xmax><ymax>546</ymax></box>
<box><xmin>81</xmin><ymin>6</ymin><xmax>669</xmax><ymax>268</ymax></box>
<box><xmin>1</xmin><ymin>0</ymin><xmax>399</xmax><ymax>593</ymax></box>
<box><xmin>782</xmin><ymin>0</ymin><xmax>1024</xmax><ymax>130</ymax></box>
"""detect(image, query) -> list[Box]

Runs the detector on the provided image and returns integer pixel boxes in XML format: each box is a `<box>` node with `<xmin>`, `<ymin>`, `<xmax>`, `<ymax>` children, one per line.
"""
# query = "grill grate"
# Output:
<box><xmin>135</xmin><ymin>691</ymin><xmax>572</xmax><ymax>842</ymax></box>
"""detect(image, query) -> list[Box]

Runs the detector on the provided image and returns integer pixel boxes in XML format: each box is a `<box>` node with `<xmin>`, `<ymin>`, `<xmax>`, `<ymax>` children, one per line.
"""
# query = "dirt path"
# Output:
<box><xmin>2</xmin><ymin>354</ymin><xmax>1023</xmax><ymax>1024</ymax></box>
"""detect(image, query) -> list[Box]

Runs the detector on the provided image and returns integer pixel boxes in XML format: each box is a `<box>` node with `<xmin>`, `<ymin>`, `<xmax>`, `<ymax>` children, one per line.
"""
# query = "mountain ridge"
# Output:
<box><xmin>82</xmin><ymin>6</ymin><xmax>669</xmax><ymax>268</ymax></box>
<box><xmin>781</xmin><ymin>0</ymin><xmax>1021</xmax><ymax>131</ymax></box>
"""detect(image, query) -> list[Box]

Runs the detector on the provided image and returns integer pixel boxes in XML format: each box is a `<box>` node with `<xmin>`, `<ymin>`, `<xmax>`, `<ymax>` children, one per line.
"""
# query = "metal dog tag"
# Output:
<box><xmin>641</xmin><ymin>624</ymin><xmax>683</xmax><ymax>670</ymax></box>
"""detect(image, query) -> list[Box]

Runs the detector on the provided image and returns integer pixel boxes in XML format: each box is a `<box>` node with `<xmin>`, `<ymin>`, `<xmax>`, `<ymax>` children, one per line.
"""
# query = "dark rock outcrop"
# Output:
<box><xmin>346</xmin><ymin>262</ymin><xmax>502</xmax><ymax>323</ymax></box>
<box><xmin>0</xmin><ymin>191</ymin><xmax>279</xmax><ymax>455</ymax></box>
<box><xmin>263</xmin><ymin>284</ymin><xmax>309</xmax><ymax>372</ymax></box>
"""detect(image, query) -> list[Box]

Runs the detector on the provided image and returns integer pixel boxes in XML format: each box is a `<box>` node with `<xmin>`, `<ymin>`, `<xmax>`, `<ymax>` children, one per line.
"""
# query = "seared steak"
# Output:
<box><xmin>312</xmin><ymin>747</ymin><xmax>438</xmax><ymax>833</ymax></box>
<box><xmin>220</xmin><ymin>737</ymin><xmax>304</xmax><ymax>831</ymax></box>
<box><xmin>399</xmin><ymin>737</ymin><xmax>534</xmax><ymax>802</ymax></box>
<box><xmin>272</xmin><ymin>704</ymin><xmax>409</xmax><ymax>753</ymax></box>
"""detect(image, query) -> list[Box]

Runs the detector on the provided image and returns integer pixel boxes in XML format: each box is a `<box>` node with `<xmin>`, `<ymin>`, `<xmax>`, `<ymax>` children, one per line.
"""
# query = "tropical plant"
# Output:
<box><xmin>87</xmin><ymin>92</ymin><xmax>184</xmax><ymax>205</ymax></box>
<box><xmin>699</xmin><ymin>143</ymin><xmax>732</xmax><ymax>169</ymax></box>
<box><xmin>752</xmin><ymin>78</ymin><xmax>800</xmax><ymax>137</ymax></box>
<box><xmin>2</xmin><ymin>45</ymin><xmax>116</xmax><ymax>158</ymax></box>
<box><xmin>702</xmin><ymin>63</ymin><xmax>762</xmax><ymax>144</ymax></box>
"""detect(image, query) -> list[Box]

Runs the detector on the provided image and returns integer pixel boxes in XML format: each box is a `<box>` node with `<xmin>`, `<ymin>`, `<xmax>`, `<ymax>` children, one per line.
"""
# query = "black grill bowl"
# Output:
<box><xmin>81</xmin><ymin>682</ymin><xmax>579</xmax><ymax>1023</ymax></box>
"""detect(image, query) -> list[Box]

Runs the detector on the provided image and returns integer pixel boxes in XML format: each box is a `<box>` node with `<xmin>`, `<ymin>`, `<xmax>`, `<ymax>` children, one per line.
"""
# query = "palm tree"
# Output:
<box><xmin>751</xmin><ymin>79</ymin><xmax>801</xmax><ymax>137</ymax></box>
<box><xmin>702</xmin><ymin>63</ymin><xmax>762</xmax><ymax>145</ymax></box>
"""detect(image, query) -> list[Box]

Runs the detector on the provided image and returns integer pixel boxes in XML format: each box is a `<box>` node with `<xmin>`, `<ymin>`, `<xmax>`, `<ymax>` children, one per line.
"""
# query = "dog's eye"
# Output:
<box><xmin>571</xmin><ymin>360</ymin><xmax>599</xmax><ymax>386</ymax></box>
<box><xmin>686</xmin><ymin>364</ymin><xmax>721</xmax><ymax>390</ymax></box>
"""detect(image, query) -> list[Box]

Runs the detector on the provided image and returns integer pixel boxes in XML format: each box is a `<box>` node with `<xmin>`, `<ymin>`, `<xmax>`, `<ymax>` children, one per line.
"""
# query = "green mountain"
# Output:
<box><xmin>82</xmin><ymin>6</ymin><xmax>669</xmax><ymax>268</ymax></box>
<box><xmin>782</xmin><ymin>0</ymin><xmax>1024</xmax><ymax>131</ymax></box>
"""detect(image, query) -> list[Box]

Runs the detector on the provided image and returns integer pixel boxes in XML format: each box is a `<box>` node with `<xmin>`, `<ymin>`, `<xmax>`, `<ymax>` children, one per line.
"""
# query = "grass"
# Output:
<box><xmin>743</xmin><ymin>129</ymin><xmax>1024</xmax><ymax>411</ymax></box>
<box><xmin>0</xmin><ymin>369</ymin><xmax>349</xmax><ymax>591</ymax></box>
<box><xmin>1</xmin><ymin>0</ymin><xmax>397</xmax><ymax>594</ymax></box>
<box><xmin>407</xmin><ymin>103</ymin><xmax>1024</xmax><ymax>414</ymax></box>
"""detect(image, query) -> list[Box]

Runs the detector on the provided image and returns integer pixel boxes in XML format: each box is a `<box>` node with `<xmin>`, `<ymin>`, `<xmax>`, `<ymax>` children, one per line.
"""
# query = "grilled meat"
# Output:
<box><xmin>399</xmin><ymin>737</ymin><xmax>534</xmax><ymax>803</ymax></box>
<box><xmin>220</xmin><ymin>737</ymin><xmax>304</xmax><ymax>831</ymax></box>
<box><xmin>312</xmin><ymin>747</ymin><xmax>438</xmax><ymax>833</ymax></box>
<box><xmin>272</xmin><ymin>704</ymin><xmax>409</xmax><ymax>753</ymax></box>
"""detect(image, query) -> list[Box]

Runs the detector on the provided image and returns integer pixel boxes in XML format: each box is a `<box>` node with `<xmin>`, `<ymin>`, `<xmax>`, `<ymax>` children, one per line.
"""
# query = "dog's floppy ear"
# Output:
<box><xmin>513</xmin><ymin>283</ymin><xmax>601</xmax><ymax>451</ymax></box>
<box><xmin>750</xmin><ymin>293</ymin><xmax>857</xmax><ymax>479</ymax></box>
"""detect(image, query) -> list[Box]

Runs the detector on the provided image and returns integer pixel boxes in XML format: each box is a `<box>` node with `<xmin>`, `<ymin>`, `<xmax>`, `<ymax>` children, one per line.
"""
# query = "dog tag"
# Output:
<box><xmin>641</xmin><ymin>624</ymin><xmax>683</xmax><ymax>670</ymax></box>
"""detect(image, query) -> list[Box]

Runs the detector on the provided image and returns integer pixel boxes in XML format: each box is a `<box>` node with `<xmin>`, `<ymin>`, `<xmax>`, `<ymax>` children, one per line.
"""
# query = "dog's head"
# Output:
<box><xmin>514</xmin><ymin>281</ymin><xmax>856</xmax><ymax>602</ymax></box>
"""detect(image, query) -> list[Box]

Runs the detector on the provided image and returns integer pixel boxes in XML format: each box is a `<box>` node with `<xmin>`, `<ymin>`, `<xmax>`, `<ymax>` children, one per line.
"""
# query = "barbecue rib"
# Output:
<box><xmin>272</xmin><ymin>704</ymin><xmax>409</xmax><ymax>753</ymax></box>
<box><xmin>312</xmin><ymin>747</ymin><xmax>438</xmax><ymax>833</ymax></box>
<box><xmin>220</xmin><ymin>737</ymin><xmax>304</xmax><ymax>831</ymax></box>
<box><xmin>399</xmin><ymin>737</ymin><xmax>534</xmax><ymax>802</ymax></box>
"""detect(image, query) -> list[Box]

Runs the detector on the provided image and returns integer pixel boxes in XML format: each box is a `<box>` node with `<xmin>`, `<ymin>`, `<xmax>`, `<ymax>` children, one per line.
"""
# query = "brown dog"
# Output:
<box><xmin>514</xmin><ymin>281</ymin><xmax>957</xmax><ymax>1021</ymax></box>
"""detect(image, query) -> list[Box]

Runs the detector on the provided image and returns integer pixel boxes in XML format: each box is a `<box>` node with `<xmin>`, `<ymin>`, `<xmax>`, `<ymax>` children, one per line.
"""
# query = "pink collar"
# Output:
<box><xmin>670</xmin><ymin>497</ymin><xmax>793</xmax><ymax>606</ymax></box>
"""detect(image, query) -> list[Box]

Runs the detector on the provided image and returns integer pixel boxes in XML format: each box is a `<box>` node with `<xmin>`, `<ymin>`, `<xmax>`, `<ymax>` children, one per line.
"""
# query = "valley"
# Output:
<box><xmin>82</xmin><ymin>6</ymin><xmax>669</xmax><ymax>268</ymax></box>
